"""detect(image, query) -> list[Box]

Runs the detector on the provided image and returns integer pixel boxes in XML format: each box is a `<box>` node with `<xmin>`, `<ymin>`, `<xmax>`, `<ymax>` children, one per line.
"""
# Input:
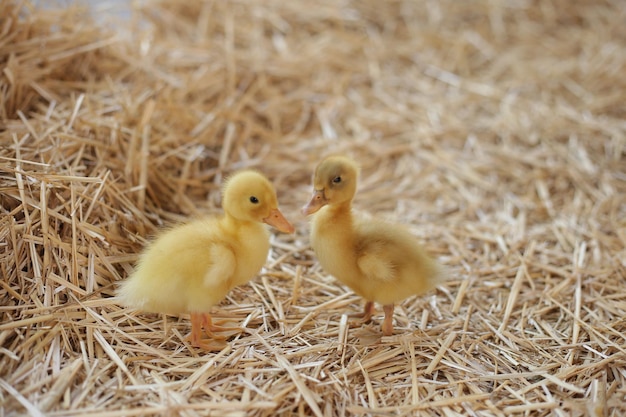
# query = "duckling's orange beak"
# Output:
<box><xmin>263</xmin><ymin>208</ymin><xmax>295</xmax><ymax>233</ymax></box>
<box><xmin>302</xmin><ymin>189</ymin><xmax>327</xmax><ymax>216</ymax></box>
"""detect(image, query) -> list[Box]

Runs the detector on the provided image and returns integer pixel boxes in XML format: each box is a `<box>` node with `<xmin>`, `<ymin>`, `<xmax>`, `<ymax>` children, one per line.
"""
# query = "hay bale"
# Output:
<box><xmin>1</xmin><ymin>0</ymin><xmax>625</xmax><ymax>415</ymax></box>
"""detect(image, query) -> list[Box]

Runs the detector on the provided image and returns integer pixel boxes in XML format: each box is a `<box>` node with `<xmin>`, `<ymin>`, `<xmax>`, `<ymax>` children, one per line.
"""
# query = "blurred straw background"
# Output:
<box><xmin>1</xmin><ymin>0</ymin><xmax>625</xmax><ymax>415</ymax></box>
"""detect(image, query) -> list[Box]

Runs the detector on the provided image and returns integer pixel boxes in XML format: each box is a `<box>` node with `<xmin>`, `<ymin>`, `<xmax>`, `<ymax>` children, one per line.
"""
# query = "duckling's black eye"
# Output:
<box><xmin>249</xmin><ymin>196</ymin><xmax>259</xmax><ymax>204</ymax></box>
<box><xmin>332</xmin><ymin>176</ymin><xmax>342</xmax><ymax>184</ymax></box>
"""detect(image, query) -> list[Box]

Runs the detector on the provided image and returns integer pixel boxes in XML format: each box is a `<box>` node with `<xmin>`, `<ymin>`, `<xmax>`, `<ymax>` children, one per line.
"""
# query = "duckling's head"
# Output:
<box><xmin>222</xmin><ymin>170</ymin><xmax>294</xmax><ymax>233</ymax></box>
<box><xmin>302</xmin><ymin>155</ymin><xmax>359</xmax><ymax>215</ymax></box>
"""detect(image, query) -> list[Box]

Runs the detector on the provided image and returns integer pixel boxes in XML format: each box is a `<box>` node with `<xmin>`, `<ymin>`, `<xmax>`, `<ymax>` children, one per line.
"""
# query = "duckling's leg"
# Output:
<box><xmin>350</xmin><ymin>301</ymin><xmax>375</xmax><ymax>322</ymax></box>
<box><xmin>381</xmin><ymin>304</ymin><xmax>394</xmax><ymax>336</ymax></box>
<box><xmin>363</xmin><ymin>301</ymin><xmax>375</xmax><ymax>322</ymax></box>
<box><xmin>201</xmin><ymin>313</ymin><xmax>241</xmax><ymax>339</ymax></box>
<box><xmin>188</xmin><ymin>312</ymin><xmax>227</xmax><ymax>351</ymax></box>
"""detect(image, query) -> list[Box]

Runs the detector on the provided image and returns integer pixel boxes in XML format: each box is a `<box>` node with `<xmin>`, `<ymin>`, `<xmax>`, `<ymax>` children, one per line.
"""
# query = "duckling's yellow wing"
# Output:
<box><xmin>204</xmin><ymin>245</ymin><xmax>236</xmax><ymax>287</ymax></box>
<box><xmin>356</xmin><ymin>240</ymin><xmax>396</xmax><ymax>282</ymax></box>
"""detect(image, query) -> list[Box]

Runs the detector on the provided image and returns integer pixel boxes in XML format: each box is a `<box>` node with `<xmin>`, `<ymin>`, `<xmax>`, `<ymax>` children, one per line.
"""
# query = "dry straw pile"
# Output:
<box><xmin>1</xmin><ymin>0</ymin><xmax>625</xmax><ymax>415</ymax></box>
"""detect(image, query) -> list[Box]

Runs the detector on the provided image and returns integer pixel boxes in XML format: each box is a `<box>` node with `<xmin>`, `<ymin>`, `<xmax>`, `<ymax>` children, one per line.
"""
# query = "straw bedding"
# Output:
<box><xmin>1</xmin><ymin>0</ymin><xmax>625</xmax><ymax>415</ymax></box>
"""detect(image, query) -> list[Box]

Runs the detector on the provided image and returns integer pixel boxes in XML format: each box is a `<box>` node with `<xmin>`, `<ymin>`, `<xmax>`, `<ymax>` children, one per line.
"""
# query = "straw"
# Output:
<box><xmin>1</xmin><ymin>0</ymin><xmax>625</xmax><ymax>416</ymax></box>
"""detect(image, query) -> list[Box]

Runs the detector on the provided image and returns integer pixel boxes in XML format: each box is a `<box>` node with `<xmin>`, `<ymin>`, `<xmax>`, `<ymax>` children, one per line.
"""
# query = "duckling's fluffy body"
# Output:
<box><xmin>303</xmin><ymin>156</ymin><xmax>442</xmax><ymax>335</ymax></box>
<box><xmin>310</xmin><ymin>208</ymin><xmax>440</xmax><ymax>306</ymax></box>
<box><xmin>118</xmin><ymin>216</ymin><xmax>270</xmax><ymax>315</ymax></box>
<box><xmin>118</xmin><ymin>170</ymin><xmax>294</xmax><ymax>349</ymax></box>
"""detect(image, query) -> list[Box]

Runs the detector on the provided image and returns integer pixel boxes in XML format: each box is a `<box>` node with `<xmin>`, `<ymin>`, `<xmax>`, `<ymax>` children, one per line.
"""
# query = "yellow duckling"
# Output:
<box><xmin>302</xmin><ymin>156</ymin><xmax>442</xmax><ymax>336</ymax></box>
<box><xmin>118</xmin><ymin>170</ymin><xmax>294</xmax><ymax>350</ymax></box>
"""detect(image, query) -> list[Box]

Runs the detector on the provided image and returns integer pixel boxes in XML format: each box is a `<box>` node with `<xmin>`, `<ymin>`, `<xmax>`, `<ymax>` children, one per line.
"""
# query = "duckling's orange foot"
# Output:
<box><xmin>187</xmin><ymin>335</ymin><xmax>228</xmax><ymax>351</ymax></box>
<box><xmin>204</xmin><ymin>326</ymin><xmax>242</xmax><ymax>340</ymax></box>
<box><xmin>200</xmin><ymin>313</ymin><xmax>242</xmax><ymax>339</ymax></box>
<box><xmin>349</xmin><ymin>301</ymin><xmax>375</xmax><ymax>323</ymax></box>
<box><xmin>189</xmin><ymin>312</ymin><xmax>236</xmax><ymax>349</ymax></box>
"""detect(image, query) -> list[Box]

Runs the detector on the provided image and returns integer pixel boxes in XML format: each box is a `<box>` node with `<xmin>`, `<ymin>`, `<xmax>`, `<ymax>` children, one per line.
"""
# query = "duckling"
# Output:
<box><xmin>118</xmin><ymin>170</ymin><xmax>295</xmax><ymax>350</ymax></box>
<box><xmin>302</xmin><ymin>156</ymin><xmax>442</xmax><ymax>336</ymax></box>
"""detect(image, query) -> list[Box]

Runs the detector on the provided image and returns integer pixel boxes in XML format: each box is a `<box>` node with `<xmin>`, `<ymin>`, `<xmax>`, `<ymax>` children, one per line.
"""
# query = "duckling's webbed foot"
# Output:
<box><xmin>200</xmin><ymin>313</ymin><xmax>241</xmax><ymax>340</ymax></box>
<box><xmin>349</xmin><ymin>301</ymin><xmax>375</xmax><ymax>323</ymax></box>
<box><xmin>188</xmin><ymin>313</ymin><xmax>229</xmax><ymax>350</ymax></box>
<box><xmin>189</xmin><ymin>336</ymin><xmax>228</xmax><ymax>351</ymax></box>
